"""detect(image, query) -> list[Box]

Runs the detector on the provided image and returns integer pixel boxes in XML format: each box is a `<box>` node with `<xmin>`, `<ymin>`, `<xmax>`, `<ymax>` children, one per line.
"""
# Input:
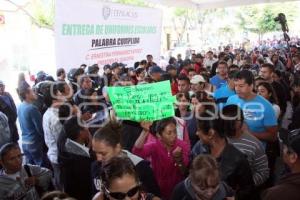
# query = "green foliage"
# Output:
<box><xmin>236</xmin><ymin>3</ymin><xmax>299</xmax><ymax>35</ymax></box>
<box><xmin>257</xmin><ymin>7</ymin><xmax>279</xmax><ymax>34</ymax></box>
<box><xmin>174</xmin><ymin>8</ymin><xmax>189</xmax><ymax>17</ymax></box>
<box><xmin>31</xmin><ymin>0</ymin><xmax>54</xmax><ymax>29</ymax></box>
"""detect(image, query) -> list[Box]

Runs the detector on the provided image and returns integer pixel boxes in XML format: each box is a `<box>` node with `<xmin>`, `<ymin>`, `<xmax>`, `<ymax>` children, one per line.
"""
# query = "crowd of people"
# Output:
<box><xmin>1</xmin><ymin>39</ymin><xmax>300</xmax><ymax>200</ymax></box>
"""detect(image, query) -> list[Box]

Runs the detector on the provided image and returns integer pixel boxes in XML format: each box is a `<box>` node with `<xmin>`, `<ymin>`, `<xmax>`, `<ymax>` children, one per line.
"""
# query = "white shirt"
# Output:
<box><xmin>203</xmin><ymin>58</ymin><xmax>217</xmax><ymax>69</ymax></box>
<box><xmin>43</xmin><ymin>107</ymin><xmax>63</xmax><ymax>164</ymax></box>
<box><xmin>3</xmin><ymin>171</ymin><xmax>20</xmax><ymax>180</ymax></box>
<box><xmin>272</xmin><ymin>104</ymin><xmax>281</xmax><ymax>119</ymax></box>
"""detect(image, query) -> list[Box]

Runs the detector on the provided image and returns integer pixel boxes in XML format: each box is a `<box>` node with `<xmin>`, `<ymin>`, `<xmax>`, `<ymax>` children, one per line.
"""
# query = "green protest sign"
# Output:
<box><xmin>107</xmin><ymin>81</ymin><xmax>175</xmax><ymax>121</ymax></box>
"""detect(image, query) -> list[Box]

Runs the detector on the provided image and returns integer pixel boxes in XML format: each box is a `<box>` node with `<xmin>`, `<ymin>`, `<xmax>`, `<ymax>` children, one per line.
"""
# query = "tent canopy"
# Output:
<box><xmin>145</xmin><ymin>0</ymin><xmax>299</xmax><ymax>9</ymax></box>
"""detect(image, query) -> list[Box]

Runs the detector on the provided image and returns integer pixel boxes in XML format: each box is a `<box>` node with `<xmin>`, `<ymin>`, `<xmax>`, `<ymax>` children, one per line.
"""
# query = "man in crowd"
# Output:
<box><xmin>210</xmin><ymin>61</ymin><xmax>229</xmax><ymax>89</ymax></box>
<box><xmin>222</xmin><ymin>105</ymin><xmax>269</xmax><ymax>187</ymax></box>
<box><xmin>263</xmin><ymin>129</ymin><xmax>300</xmax><ymax>200</ymax></box>
<box><xmin>214</xmin><ymin>70</ymin><xmax>237</xmax><ymax>110</ymax></box>
<box><xmin>43</xmin><ymin>83</ymin><xmax>64</xmax><ymax>189</ymax></box>
<box><xmin>73</xmin><ymin>75</ymin><xmax>94</xmax><ymax>106</ymax></box>
<box><xmin>56</xmin><ymin>68</ymin><xmax>66</xmax><ymax>82</ymax></box>
<box><xmin>177</xmin><ymin>75</ymin><xmax>191</xmax><ymax>94</ymax></box>
<box><xmin>111</xmin><ymin>62</ymin><xmax>122</xmax><ymax>80</ymax></box>
<box><xmin>203</xmin><ymin>50</ymin><xmax>217</xmax><ymax>70</ymax></box>
<box><xmin>210</xmin><ymin>52</ymin><xmax>226</xmax><ymax>77</ymax></box>
<box><xmin>17</xmin><ymin>84</ymin><xmax>48</xmax><ymax>167</ymax></box>
<box><xmin>194</xmin><ymin>53</ymin><xmax>205</xmax><ymax>74</ymax></box>
<box><xmin>259</xmin><ymin>63</ymin><xmax>287</xmax><ymax>116</ymax></box>
<box><xmin>149</xmin><ymin>66</ymin><xmax>164</xmax><ymax>82</ymax></box>
<box><xmin>190</xmin><ymin>75</ymin><xmax>206</xmax><ymax>94</ymax></box>
<box><xmin>226</xmin><ymin>70</ymin><xmax>278</xmax><ymax>144</ymax></box>
<box><xmin>0</xmin><ymin>111</ymin><xmax>11</xmax><ymax>148</ymax></box>
<box><xmin>0</xmin><ymin>80</ymin><xmax>18</xmax><ymax>143</ymax></box>
<box><xmin>0</xmin><ymin>143</ymin><xmax>52</xmax><ymax>199</ymax></box>
<box><xmin>146</xmin><ymin>54</ymin><xmax>157</xmax><ymax>69</ymax></box>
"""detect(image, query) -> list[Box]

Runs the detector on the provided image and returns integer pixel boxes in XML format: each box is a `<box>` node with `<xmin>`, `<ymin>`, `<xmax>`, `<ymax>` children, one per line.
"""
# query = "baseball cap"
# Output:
<box><xmin>280</xmin><ymin>128</ymin><xmax>300</xmax><ymax>155</ymax></box>
<box><xmin>0</xmin><ymin>80</ymin><xmax>4</xmax><ymax>86</ymax></box>
<box><xmin>190</xmin><ymin>75</ymin><xmax>206</xmax><ymax>84</ymax></box>
<box><xmin>149</xmin><ymin>66</ymin><xmax>163</xmax><ymax>74</ymax></box>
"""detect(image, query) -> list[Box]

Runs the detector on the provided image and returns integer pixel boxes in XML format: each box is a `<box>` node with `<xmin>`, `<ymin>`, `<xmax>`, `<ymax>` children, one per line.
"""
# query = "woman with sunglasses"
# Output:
<box><xmin>93</xmin><ymin>156</ymin><xmax>160</xmax><ymax>200</ymax></box>
<box><xmin>171</xmin><ymin>155</ymin><xmax>234</xmax><ymax>200</ymax></box>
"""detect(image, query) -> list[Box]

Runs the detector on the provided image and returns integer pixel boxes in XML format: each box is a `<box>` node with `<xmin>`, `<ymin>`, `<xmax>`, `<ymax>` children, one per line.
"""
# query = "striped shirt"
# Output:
<box><xmin>228</xmin><ymin>132</ymin><xmax>269</xmax><ymax>186</ymax></box>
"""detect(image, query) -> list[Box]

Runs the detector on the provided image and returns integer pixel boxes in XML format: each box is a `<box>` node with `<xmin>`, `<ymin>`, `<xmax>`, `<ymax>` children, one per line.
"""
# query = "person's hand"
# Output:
<box><xmin>140</xmin><ymin>121</ymin><xmax>152</xmax><ymax>132</ymax></box>
<box><xmin>25</xmin><ymin>177</ymin><xmax>37</xmax><ymax>187</ymax></box>
<box><xmin>225</xmin><ymin>197</ymin><xmax>235</xmax><ymax>200</ymax></box>
<box><xmin>172</xmin><ymin>147</ymin><xmax>183</xmax><ymax>163</ymax></box>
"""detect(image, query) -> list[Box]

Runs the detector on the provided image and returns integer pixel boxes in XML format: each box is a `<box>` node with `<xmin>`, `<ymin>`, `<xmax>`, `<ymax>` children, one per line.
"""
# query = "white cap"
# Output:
<box><xmin>190</xmin><ymin>75</ymin><xmax>206</xmax><ymax>84</ymax></box>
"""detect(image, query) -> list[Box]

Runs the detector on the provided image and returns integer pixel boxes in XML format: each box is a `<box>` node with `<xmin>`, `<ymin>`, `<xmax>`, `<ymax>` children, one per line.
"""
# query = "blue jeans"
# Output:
<box><xmin>22</xmin><ymin>142</ymin><xmax>50</xmax><ymax>168</ymax></box>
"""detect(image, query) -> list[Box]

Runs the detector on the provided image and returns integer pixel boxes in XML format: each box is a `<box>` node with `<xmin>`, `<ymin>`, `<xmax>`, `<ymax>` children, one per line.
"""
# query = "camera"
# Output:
<box><xmin>274</xmin><ymin>13</ymin><xmax>287</xmax><ymax>24</ymax></box>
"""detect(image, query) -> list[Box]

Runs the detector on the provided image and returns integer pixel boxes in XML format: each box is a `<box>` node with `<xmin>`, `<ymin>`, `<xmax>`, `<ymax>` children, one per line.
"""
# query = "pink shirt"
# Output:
<box><xmin>132</xmin><ymin>139</ymin><xmax>189</xmax><ymax>200</ymax></box>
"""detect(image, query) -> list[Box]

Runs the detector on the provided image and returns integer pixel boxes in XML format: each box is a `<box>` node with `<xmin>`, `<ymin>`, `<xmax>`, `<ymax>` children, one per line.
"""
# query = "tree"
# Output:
<box><xmin>236</xmin><ymin>3</ymin><xmax>299</xmax><ymax>40</ymax></box>
<box><xmin>5</xmin><ymin>0</ymin><xmax>54</xmax><ymax>30</ymax></box>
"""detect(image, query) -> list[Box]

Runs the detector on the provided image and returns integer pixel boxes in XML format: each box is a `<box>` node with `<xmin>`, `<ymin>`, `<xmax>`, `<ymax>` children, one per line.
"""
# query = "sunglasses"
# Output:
<box><xmin>105</xmin><ymin>185</ymin><xmax>140</xmax><ymax>200</ymax></box>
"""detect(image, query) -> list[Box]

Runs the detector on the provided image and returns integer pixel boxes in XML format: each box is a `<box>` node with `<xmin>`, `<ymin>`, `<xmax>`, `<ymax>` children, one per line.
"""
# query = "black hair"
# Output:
<box><xmin>178</xmin><ymin>74</ymin><xmax>190</xmax><ymax>84</ymax></box>
<box><xmin>93</xmin><ymin>122</ymin><xmax>122</xmax><ymax>147</ymax></box>
<box><xmin>140</xmin><ymin>60</ymin><xmax>147</xmax><ymax>65</ymax></box>
<box><xmin>161</xmin><ymin>73</ymin><xmax>172</xmax><ymax>82</ymax></box>
<box><xmin>197</xmin><ymin>115</ymin><xmax>224</xmax><ymax>138</ymax></box>
<box><xmin>56</xmin><ymin>68</ymin><xmax>65</xmax><ymax>77</ymax></box>
<box><xmin>188</xmin><ymin>68</ymin><xmax>196</xmax><ymax>73</ymax></box>
<box><xmin>63</xmin><ymin>116</ymin><xmax>84</xmax><ymax>141</ymax></box>
<box><xmin>255</xmin><ymin>76</ymin><xmax>265</xmax><ymax>81</ymax></box>
<box><xmin>176</xmin><ymin>92</ymin><xmax>191</xmax><ymax>102</ymax></box>
<box><xmin>41</xmin><ymin>191</ymin><xmax>70</xmax><ymax>200</ymax></box>
<box><xmin>218</xmin><ymin>61</ymin><xmax>228</xmax><ymax>67</ymax></box>
<box><xmin>56</xmin><ymin>81</ymin><xmax>68</xmax><ymax>94</ymax></box>
<box><xmin>229</xmin><ymin>64</ymin><xmax>239</xmax><ymax>71</ymax></box>
<box><xmin>101</xmin><ymin>156</ymin><xmax>138</xmax><ymax>188</ymax></box>
<box><xmin>261</xmin><ymin>63</ymin><xmax>275</xmax><ymax>72</ymax></box>
<box><xmin>156</xmin><ymin>117</ymin><xmax>176</xmax><ymax>136</ymax></box>
<box><xmin>17</xmin><ymin>86</ymin><xmax>30</xmax><ymax>102</ymax></box>
<box><xmin>79</xmin><ymin>75</ymin><xmax>91</xmax><ymax>86</ymax></box>
<box><xmin>257</xmin><ymin>82</ymin><xmax>279</xmax><ymax>104</ymax></box>
<box><xmin>0</xmin><ymin>143</ymin><xmax>20</xmax><ymax>161</ymax></box>
<box><xmin>58</xmin><ymin>104</ymin><xmax>73</xmax><ymax>124</ymax></box>
<box><xmin>273</xmin><ymin>70</ymin><xmax>282</xmax><ymax>78</ymax></box>
<box><xmin>221</xmin><ymin>105</ymin><xmax>244</xmax><ymax>137</ymax></box>
<box><xmin>134</xmin><ymin>62</ymin><xmax>140</xmax><ymax>69</ymax></box>
<box><xmin>234</xmin><ymin>70</ymin><xmax>254</xmax><ymax>85</ymax></box>
<box><xmin>169</xmin><ymin>57</ymin><xmax>177</xmax><ymax>65</ymax></box>
<box><xmin>228</xmin><ymin>70</ymin><xmax>239</xmax><ymax>79</ymax></box>
<box><xmin>44</xmin><ymin>83</ymin><xmax>59</xmax><ymax>108</ymax></box>
<box><xmin>146</xmin><ymin>54</ymin><xmax>153</xmax><ymax>58</ymax></box>
<box><xmin>218</xmin><ymin>52</ymin><xmax>226</xmax><ymax>59</ymax></box>
<box><xmin>45</xmin><ymin>76</ymin><xmax>55</xmax><ymax>82</ymax></box>
<box><xmin>136</xmin><ymin>68</ymin><xmax>145</xmax><ymax>76</ymax></box>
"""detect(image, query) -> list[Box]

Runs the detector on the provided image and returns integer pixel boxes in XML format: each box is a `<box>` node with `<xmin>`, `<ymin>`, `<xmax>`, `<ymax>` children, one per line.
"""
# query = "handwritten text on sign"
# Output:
<box><xmin>108</xmin><ymin>81</ymin><xmax>175</xmax><ymax>121</ymax></box>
